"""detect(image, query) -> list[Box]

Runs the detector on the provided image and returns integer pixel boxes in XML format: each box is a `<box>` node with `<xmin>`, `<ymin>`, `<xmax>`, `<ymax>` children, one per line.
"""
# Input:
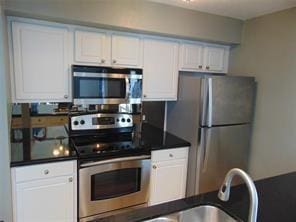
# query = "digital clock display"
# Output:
<box><xmin>92</xmin><ymin>117</ymin><xmax>115</xmax><ymax>125</ymax></box>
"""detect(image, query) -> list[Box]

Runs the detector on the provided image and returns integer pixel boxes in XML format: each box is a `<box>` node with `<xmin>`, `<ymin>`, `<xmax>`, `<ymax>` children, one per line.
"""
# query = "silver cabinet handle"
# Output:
<box><xmin>206</xmin><ymin>66</ymin><xmax>210</xmax><ymax>70</ymax></box>
<box><xmin>153</xmin><ymin>165</ymin><xmax>157</xmax><ymax>169</ymax></box>
<box><xmin>169</xmin><ymin>153</ymin><xmax>174</xmax><ymax>158</ymax></box>
<box><xmin>64</xmin><ymin>95</ymin><xmax>68</xmax><ymax>99</ymax></box>
<box><xmin>101</xmin><ymin>59</ymin><xmax>105</xmax><ymax>63</ymax></box>
<box><xmin>198</xmin><ymin>65</ymin><xmax>202</xmax><ymax>69</ymax></box>
<box><xmin>112</xmin><ymin>59</ymin><xmax>117</xmax><ymax>64</ymax></box>
<box><xmin>44</xmin><ymin>169</ymin><xmax>49</xmax><ymax>175</ymax></box>
<box><xmin>143</xmin><ymin>94</ymin><xmax>147</xmax><ymax>98</ymax></box>
<box><xmin>68</xmin><ymin>177</ymin><xmax>73</xmax><ymax>183</ymax></box>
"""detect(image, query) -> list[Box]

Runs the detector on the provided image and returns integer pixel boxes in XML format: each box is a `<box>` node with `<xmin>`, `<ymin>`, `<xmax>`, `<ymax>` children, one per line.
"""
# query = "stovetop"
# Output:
<box><xmin>70</xmin><ymin>132</ymin><xmax>149</xmax><ymax>159</ymax></box>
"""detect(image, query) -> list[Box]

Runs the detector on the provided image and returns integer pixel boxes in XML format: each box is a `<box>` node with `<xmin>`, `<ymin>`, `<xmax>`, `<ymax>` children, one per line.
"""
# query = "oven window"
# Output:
<box><xmin>75</xmin><ymin>77</ymin><xmax>126</xmax><ymax>98</ymax></box>
<box><xmin>91</xmin><ymin>168</ymin><xmax>141</xmax><ymax>200</ymax></box>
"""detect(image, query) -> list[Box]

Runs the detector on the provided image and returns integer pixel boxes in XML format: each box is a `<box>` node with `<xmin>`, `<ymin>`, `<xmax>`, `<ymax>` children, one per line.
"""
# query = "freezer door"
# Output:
<box><xmin>201</xmin><ymin>76</ymin><xmax>256</xmax><ymax>126</ymax></box>
<box><xmin>196</xmin><ymin>124</ymin><xmax>251</xmax><ymax>194</ymax></box>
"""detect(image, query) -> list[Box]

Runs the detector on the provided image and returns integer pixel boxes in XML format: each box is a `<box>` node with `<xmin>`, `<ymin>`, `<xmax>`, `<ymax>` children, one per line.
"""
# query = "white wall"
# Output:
<box><xmin>0</xmin><ymin>2</ymin><xmax>12</xmax><ymax>222</ymax></box>
<box><xmin>3</xmin><ymin>0</ymin><xmax>243</xmax><ymax>44</ymax></box>
<box><xmin>229</xmin><ymin>7</ymin><xmax>296</xmax><ymax>180</ymax></box>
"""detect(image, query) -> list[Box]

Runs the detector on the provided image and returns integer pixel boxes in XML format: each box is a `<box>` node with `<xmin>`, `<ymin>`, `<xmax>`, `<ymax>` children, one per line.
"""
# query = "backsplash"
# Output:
<box><xmin>11</xmin><ymin>102</ymin><xmax>165</xmax><ymax>129</ymax></box>
<box><xmin>142</xmin><ymin>101</ymin><xmax>165</xmax><ymax>129</ymax></box>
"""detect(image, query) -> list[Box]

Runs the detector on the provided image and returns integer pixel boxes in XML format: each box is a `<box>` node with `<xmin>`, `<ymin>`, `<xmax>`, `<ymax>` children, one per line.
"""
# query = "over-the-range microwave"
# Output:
<box><xmin>72</xmin><ymin>65</ymin><xmax>142</xmax><ymax>105</ymax></box>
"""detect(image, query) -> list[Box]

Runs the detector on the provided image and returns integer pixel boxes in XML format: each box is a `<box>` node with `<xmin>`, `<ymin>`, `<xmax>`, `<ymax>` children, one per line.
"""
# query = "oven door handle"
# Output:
<box><xmin>80</xmin><ymin>155</ymin><xmax>151</xmax><ymax>168</ymax></box>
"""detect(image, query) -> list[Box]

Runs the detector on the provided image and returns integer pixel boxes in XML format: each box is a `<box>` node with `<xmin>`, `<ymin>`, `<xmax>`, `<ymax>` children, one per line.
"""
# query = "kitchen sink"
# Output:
<box><xmin>143</xmin><ymin>205</ymin><xmax>238</xmax><ymax>222</ymax></box>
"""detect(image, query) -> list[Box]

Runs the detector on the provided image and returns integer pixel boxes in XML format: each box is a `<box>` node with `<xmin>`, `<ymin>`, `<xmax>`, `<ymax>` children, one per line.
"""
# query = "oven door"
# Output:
<box><xmin>79</xmin><ymin>155</ymin><xmax>151</xmax><ymax>219</ymax></box>
<box><xmin>73</xmin><ymin>73</ymin><xmax>130</xmax><ymax>105</ymax></box>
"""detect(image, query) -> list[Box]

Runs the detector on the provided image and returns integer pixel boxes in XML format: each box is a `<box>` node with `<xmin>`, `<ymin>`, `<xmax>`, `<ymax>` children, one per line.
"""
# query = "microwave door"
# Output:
<box><xmin>73</xmin><ymin>73</ymin><xmax>129</xmax><ymax>105</ymax></box>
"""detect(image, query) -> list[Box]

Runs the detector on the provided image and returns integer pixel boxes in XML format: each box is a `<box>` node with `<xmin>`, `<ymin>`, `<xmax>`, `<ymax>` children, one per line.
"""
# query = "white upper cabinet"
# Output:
<box><xmin>9</xmin><ymin>17</ymin><xmax>231</xmax><ymax>103</ymax></box>
<box><xmin>179</xmin><ymin>42</ymin><xmax>229</xmax><ymax>73</ymax></box>
<box><xmin>203</xmin><ymin>45</ymin><xmax>229</xmax><ymax>73</ymax></box>
<box><xmin>75</xmin><ymin>30</ymin><xmax>110</xmax><ymax>65</ymax></box>
<box><xmin>111</xmin><ymin>34</ymin><xmax>142</xmax><ymax>68</ymax></box>
<box><xmin>11</xmin><ymin>21</ymin><xmax>72</xmax><ymax>102</ymax></box>
<box><xmin>74</xmin><ymin>32</ymin><xmax>142</xmax><ymax>68</ymax></box>
<box><xmin>143</xmin><ymin>38</ymin><xmax>179</xmax><ymax>101</ymax></box>
<box><xmin>179</xmin><ymin>43</ymin><xmax>203</xmax><ymax>71</ymax></box>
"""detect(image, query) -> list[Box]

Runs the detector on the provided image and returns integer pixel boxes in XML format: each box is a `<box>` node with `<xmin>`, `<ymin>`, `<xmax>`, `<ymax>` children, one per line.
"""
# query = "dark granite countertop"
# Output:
<box><xmin>10</xmin><ymin>125</ymin><xmax>77</xmax><ymax>167</ymax></box>
<box><xmin>140</xmin><ymin>124</ymin><xmax>191</xmax><ymax>150</ymax></box>
<box><xmin>10</xmin><ymin>123</ymin><xmax>190</xmax><ymax>167</ymax></box>
<box><xmin>95</xmin><ymin>172</ymin><xmax>296</xmax><ymax>222</ymax></box>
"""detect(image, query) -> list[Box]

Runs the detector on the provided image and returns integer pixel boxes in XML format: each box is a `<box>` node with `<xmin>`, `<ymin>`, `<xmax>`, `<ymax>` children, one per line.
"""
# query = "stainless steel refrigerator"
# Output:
<box><xmin>167</xmin><ymin>72</ymin><xmax>256</xmax><ymax>196</ymax></box>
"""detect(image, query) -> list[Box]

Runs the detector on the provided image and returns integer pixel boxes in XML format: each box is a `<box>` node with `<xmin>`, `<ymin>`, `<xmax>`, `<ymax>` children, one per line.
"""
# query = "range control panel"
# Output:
<box><xmin>70</xmin><ymin>113</ymin><xmax>133</xmax><ymax>131</ymax></box>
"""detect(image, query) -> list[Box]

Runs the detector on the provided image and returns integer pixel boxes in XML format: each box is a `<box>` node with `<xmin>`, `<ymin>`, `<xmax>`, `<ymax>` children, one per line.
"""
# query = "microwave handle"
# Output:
<box><xmin>125</xmin><ymin>76</ymin><xmax>130</xmax><ymax>99</ymax></box>
<box><xmin>80</xmin><ymin>155</ymin><xmax>151</xmax><ymax>168</ymax></box>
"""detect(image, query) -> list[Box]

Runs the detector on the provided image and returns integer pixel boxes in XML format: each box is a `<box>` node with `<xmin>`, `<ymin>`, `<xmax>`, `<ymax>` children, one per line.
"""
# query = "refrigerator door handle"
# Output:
<box><xmin>202</xmin><ymin>128</ymin><xmax>212</xmax><ymax>173</ymax></box>
<box><xmin>207</xmin><ymin>78</ymin><xmax>213</xmax><ymax>127</ymax></box>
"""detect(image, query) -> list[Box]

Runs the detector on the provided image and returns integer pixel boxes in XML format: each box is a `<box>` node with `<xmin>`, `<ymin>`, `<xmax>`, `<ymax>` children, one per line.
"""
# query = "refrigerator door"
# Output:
<box><xmin>201</xmin><ymin>76</ymin><xmax>256</xmax><ymax>127</ymax></box>
<box><xmin>196</xmin><ymin>124</ymin><xmax>251</xmax><ymax>194</ymax></box>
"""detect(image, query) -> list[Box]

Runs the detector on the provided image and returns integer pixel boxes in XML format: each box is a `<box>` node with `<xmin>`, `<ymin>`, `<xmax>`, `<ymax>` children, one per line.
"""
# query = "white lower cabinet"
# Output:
<box><xmin>11</xmin><ymin>160</ymin><xmax>77</xmax><ymax>222</ymax></box>
<box><xmin>149</xmin><ymin>147</ymin><xmax>189</xmax><ymax>206</ymax></box>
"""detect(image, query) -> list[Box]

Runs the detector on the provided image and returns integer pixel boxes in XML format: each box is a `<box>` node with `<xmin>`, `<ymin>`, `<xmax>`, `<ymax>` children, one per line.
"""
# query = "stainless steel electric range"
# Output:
<box><xmin>69</xmin><ymin>112</ymin><xmax>151</xmax><ymax>222</ymax></box>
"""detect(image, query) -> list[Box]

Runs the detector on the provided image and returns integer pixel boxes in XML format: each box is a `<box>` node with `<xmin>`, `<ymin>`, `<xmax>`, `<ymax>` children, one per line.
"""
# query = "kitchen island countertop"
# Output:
<box><xmin>95</xmin><ymin>171</ymin><xmax>296</xmax><ymax>222</ymax></box>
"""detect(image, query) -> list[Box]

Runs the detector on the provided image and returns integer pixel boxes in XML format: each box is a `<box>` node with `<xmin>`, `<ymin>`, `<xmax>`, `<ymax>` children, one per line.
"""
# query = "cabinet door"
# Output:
<box><xmin>11</xmin><ymin>21</ymin><xmax>71</xmax><ymax>102</ymax></box>
<box><xmin>149</xmin><ymin>159</ymin><xmax>187</xmax><ymax>205</ymax></box>
<box><xmin>75</xmin><ymin>30</ymin><xmax>110</xmax><ymax>65</ymax></box>
<box><xmin>203</xmin><ymin>45</ymin><xmax>229</xmax><ymax>73</ymax></box>
<box><xmin>15</xmin><ymin>176</ymin><xmax>75</xmax><ymax>222</ymax></box>
<box><xmin>143</xmin><ymin>39</ymin><xmax>179</xmax><ymax>101</ymax></box>
<box><xmin>179</xmin><ymin>43</ymin><xmax>203</xmax><ymax>71</ymax></box>
<box><xmin>111</xmin><ymin>34</ymin><xmax>142</xmax><ymax>67</ymax></box>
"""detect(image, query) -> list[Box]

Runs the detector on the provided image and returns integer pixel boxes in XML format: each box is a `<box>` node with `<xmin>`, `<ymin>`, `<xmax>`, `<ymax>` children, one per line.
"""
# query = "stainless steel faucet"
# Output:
<box><xmin>218</xmin><ymin>168</ymin><xmax>258</xmax><ymax>222</ymax></box>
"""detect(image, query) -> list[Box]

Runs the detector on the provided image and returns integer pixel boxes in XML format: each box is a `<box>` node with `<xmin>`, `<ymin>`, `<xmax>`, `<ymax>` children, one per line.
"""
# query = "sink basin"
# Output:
<box><xmin>144</xmin><ymin>205</ymin><xmax>238</xmax><ymax>222</ymax></box>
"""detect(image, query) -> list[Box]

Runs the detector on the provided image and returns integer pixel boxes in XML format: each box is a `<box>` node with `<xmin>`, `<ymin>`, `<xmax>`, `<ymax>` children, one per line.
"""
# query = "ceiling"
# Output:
<box><xmin>148</xmin><ymin>0</ymin><xmax>296</xmax><ymax>20</ymax></box>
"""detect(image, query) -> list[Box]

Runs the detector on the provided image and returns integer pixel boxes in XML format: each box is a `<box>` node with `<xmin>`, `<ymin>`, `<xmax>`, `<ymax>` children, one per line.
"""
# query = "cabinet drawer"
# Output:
<box><xmin>14</xmin><ymin>161</ymin><xmax>75</xmax><ymax>183</ymax></box>
<box><xmin>151</xmin><ymin>147</ymin><xmax>188</xmax><ymax>162</ymax></box>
